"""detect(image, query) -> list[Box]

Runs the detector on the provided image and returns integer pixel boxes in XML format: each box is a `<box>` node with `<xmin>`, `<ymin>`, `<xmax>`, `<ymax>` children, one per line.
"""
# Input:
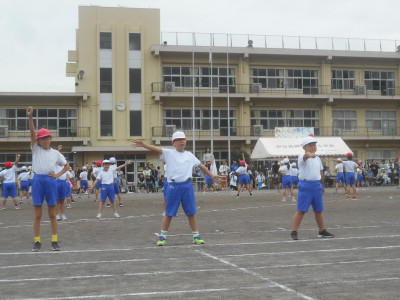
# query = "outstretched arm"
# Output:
<box><xmin>132</xmin><ymin>139</ymin><xmax>162</xmax><ymax>155</ymax></box>
<box><xmin>198</xmin><ymin>163</ymin><xmax>219</xmax><ymax>182</ymax></box>
<box><xmin>27</xmin><ymin>107</ymin><xmax>36</xmax><ymax>148</ymax></box>
<box><xmin>14</xmin><ymin>154</ymin><xmax>21</xmax><ymax>166</ymax></box>
<box><xmin>241</xmin><ymin>152</ymin><xmax>245</xmax><ymax>162</ymax></box>
<box><xmin>116</xmin><ymin>160</ymin><xmax>132</xmax><ymax>171</ymax></box>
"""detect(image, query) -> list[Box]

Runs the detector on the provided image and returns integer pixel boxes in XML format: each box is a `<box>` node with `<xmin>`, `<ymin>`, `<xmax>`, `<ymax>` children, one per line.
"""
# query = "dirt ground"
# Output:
<box><xmin>0</xmin><ymin>186</ymin><xmax>399</xmax><ymax>299</ymax></box>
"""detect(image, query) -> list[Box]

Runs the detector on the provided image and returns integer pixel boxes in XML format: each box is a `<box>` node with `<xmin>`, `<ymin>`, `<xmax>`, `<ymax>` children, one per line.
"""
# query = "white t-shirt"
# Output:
<box><xmin>298</xmin><ymin>152</ymin><xmax>323</xmax><ymax>181</ymax></box>
<box><xmin>18</xmin><ymin>172</ymin><xmax>30</xmax><ymax>181</ymax></box>
<box><xmin>219</xmin><ymin>164</ymin><xmax>229</xmax><ymax>175</ymax></box>
<box><xmin>28</xmin><ymin>169</ymin><xmax>34</xmax><ymax>180</ymax></box>
<box><xmin>97</xmin><ymin>169</ymin><xmax>115</xmax><ymax>185</ymax></box>
<box><xmin>235</xmin><ymin>165</ymin><xmax>247</xmax><ymax>175</ymax></box>
<box><xmin>335</xmin><ymin>163</ymin><xmax>344</xmax><ymax>173</ymax></box>
<box><xmin>110</xmin><ymin>164</ymin><xmax>118</xmax><ymax>178</ymax></box>
<box><xmin>92</xmin><ymin>167</ymin><xmax>102</xmax><ymax>179</ymax></box>
<box><xmin>31</xmin><ymin>143</ymin><xmax>67</xmax><ymax>175</ymax></box>
<box><xmin>56</xmin><ymin>164</ymin><xmax>67</xmax><ymax>180</ymax></box>
<box><xmin>343</xmin><ymin>160</ymin><xmax>357</xmax><ymax>173</ymax></box>
<box><xmin>65</xmin><ymin>170</ymin><xmax>73</xmax><ymax>181</ymax></box>
<box><xmin>164</xmin><ymin>164</ymin><xmax>168</xmax><ymax>180</ymax></box>
<box><xmin>279</xmin><ymin>165</ymin><xmax>290</xmax><ymax>176</ymax></box>
<box><xmin>0</xmin><ymin>166</ymin><xmax>16</xmax><ymax>183</ymax></box>
<box><xmin>229</xmin><ymin>172</ymin><xmax>237</xmax><ymax>186</ymax></box>
<box><xmin>289</xmin><ymin>168</ymin><xmax>299</xmax><ymax>177</ymax></box>
<box><xmin>80</xmin><ymin>171</ymin><xmax>88</xmax><ymax>180</ymax></box>
<box><xmin>357</xmin><ymin>168</ymin><xmax>363</xmax><ymax>175</ymax></box>
<box><xmin>160</xmin><ymin>149</ymin><xmax>200</xmax><ymax>183</ymax></box>
<box><xmin>256</xmin><ymin>174</ymin><xmax>265</xmax><ymax>182</ymax></box>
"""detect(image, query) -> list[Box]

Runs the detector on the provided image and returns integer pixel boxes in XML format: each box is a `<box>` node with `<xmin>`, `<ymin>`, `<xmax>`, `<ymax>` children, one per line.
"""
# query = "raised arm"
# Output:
<box><xmin>132</xmin><ymin>139</ymin><xmax>162</xmax><ymax>155</ymax></box>
<box><xmin>14</xmin><ymin>154</ymin><xmax>21</xmax><ymax>166</ymax></box>
<box><xmin>116</xmin><ymin>160</ymin><xmax>132</xmax><ymax>171</ymax></box>
<box><xmin>241</xmin><ymin>152</ymin><xmax>245</xmax><ymax>162</ymax></box>
<box><xmin>27</xmin><ymin>107</ymin><xmax>36</xmax><ymax>148</ymax></box>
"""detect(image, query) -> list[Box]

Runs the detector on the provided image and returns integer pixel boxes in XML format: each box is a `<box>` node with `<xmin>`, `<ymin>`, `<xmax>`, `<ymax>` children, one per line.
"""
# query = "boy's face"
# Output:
<box><xmin>172</xmin><ymin>138</ymin><xmax>186</xmax><ymax>152</ymax></box>
<box><xmin>303</xmin><ymin>142</ymin><xmax>317</xmax><ymax>153</ymax></box>
<box><xmin>37</xmin><ymin>136</ymin><xmax>52</xmax><ymax>149</ymax></box>
<box><xmin>103</xmin><ymin>163</ymin><xmax>110</xmax><ymax>171</ymax></box>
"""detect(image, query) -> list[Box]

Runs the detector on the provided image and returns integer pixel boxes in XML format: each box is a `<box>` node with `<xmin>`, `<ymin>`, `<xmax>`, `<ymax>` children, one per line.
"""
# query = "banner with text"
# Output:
<box><xmin>275</xmin><ymin>127</ymin><xmax>314</xmax><ymax>138</ymax></box>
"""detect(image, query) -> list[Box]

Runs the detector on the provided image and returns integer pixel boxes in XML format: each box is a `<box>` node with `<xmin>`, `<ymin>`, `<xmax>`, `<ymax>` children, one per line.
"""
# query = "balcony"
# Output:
<box><xmin>151</xmin><ymin>83</ymin><xmax>400</xmax><ymax>101</ymax></box>
<box><xmin>0</xmin><ymin>127</ymin><xmax>91</xmax><ymax>144</ymax></box>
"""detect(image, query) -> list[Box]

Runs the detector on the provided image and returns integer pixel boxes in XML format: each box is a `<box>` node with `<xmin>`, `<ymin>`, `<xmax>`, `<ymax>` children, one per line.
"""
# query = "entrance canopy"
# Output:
<box><xmin>250</xmin><ymin>137</ymin><xmax>352</xmax><ymax>159</ymax></box>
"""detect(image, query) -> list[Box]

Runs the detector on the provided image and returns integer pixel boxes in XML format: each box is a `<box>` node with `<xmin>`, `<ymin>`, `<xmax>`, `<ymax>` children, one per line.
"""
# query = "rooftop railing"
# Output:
<box><xmin>160</xmin><ymin>32</ymin><xmax>400</xmax><ymax>52</ymax></box>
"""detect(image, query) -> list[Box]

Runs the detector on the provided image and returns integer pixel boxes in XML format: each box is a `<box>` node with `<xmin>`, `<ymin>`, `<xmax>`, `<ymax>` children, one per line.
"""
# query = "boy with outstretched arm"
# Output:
<box><xmin>27</xmin><ymin>106</ymin><xmax>70</xmax><ymax>251</ymax></box>
<box><xmin>132</xmin><ymin>131</ymin><xmax>218</xmax><ymax>246</ymax></box>
<box><xmin>290</xmin><ymin>136</ymin><xmax>335</xmax><ymax>240</ymax></box>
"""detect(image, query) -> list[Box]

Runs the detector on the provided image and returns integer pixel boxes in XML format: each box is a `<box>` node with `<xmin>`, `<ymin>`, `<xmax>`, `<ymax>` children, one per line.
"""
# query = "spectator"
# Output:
<box><xmin>202</xmin><ymin>148</ymin><xmax>212</xmax><ymax>164</ymax></box>
<box><xmin>229</xmin><ymin>171</ymin><xmax>238</xmax><ymax>191</ymax></box>
<box><xmin>119</xmin><ymin>173</ymin><xmax>127</xmax><ymax>193</ymax></box>
<box><xmin>370</xmin><ymin>160</ymin><xmax>379</xmax><ymax>178</ymax></box>
<box><xmin>256</xmin><ymin>171</ymin><xmax>265</xmax><ymax>190</ymax></box>
<box><xmin>137</xmin><ymin>173</ymin><xmax>146</xmax><ymax>192</ymax></box>
<box><xmin>324</xmin><ymin>167</ymin><xmax>334</xmax><ymax>187</ymax></box>
<box><xmin>219</xmin><ymin>160</ymin><xmax>229</xmax><ymax>190</ymax></box>
<box><xmin>231</xmin><ymin>160</ymin><xmax>238</xmax><ymax>173</ymax></box>
<box><xmin>367</xmin><ymin>168</ymin><xmax>374</xmax><ymax>186</ymax></box>
<box><xmin>151</xmin><ymin>165</ymin><xmax>158</xmax><ymax>187</ymax></box>
<box><xmin>271</xmin><ymin>160</ymin><xmax>280</xmax><ymax>177</ymax></box>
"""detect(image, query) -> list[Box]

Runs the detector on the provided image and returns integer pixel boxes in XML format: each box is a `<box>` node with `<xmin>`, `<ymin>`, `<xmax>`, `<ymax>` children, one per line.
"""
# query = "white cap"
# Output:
<box><xmin>109</xmin><ymin>157</ymin><xmax>116</xmax><ymax>163</ymax></box>
<box><xmin>282</xmin><ymin>158</ymin><xmax>290</xmax><ymax>164</ymax></box>
<box><xmin>291</xmin><ymin>162</ymin><xmax>296</xmax><ymax>167</ymax></box>
<box><xmin>21</xmin><ymin>166</ymin><xmax>27</xmax><ymax>171</ymax></box>
<box><xmin>302</xmin><ymin>136</ymin><xmax>317</xmax><ymax>146</ymax></box>
<box><xmin>172</xmin><ymin>131</ymin><xmax>186</xmax><ymax>141</ymax></box>
<box><xmin>102</xmin><ymin>160</ymin><xmax>110</xmax><ymax>164</ymax></box>
<box><xmin>82</xmin><ymin>166</ymin><xmax>87</xmax><ymax>170</ymax></box>
<box><xmin>336</xmin><ymin>158</ymin><xmax>342</xmax><ymax>161</ymax></box>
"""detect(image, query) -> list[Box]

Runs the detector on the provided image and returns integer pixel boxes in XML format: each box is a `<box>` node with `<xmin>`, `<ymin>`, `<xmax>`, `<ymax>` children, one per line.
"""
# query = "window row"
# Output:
<box><xmin>250</xmin><ymin>110</ymin><xmax>320</xmax><ymax>131</ymax></box>
<box><xmin>100</xmin><ymin>110</ymin><xmax>142</xmax><ymax>137</ymax></box>
<box><xmin>99</xmin><ymin>32</ymin><xmax>141</xmax><ymax>50</ymax></box>
<box><xmin>100</xmin><ymin>68</ymin><xmax>141</xmax><ymax>93</ymax></box>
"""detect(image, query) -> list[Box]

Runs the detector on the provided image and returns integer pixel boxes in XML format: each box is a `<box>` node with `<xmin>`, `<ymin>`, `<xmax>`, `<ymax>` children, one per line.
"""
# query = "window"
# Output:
<box><xmin>129</xmin><ymin>33</ymin><xmax>141</xmax><ymax>50</ymax></box>
<box><xmin>365</xmin><ymin>110</ymin><xmax>397</xmax><ymax>135</ymax></box>
<box><xmin>364</xmin><ymin>71</ymin><xmax>395</xmax><ymax>95</ymax></box>
<box><xmin>332</xmin><ymin>110</ymin><xmax>357</xmax><ymax>130</ymax></box>
<box><xmin>163</xmin><ymin>109</ymin><xmax>237</xmax><ymax>136</ymax></box>
<box><xmin>100</xmin><ymin>68</ymin><xmax>112</xmax><ymax>93</ymax></box>
<box><xmin>100</xmin><ymin>111</ymin><xmax>112</xmax><ymax>137</ymax></box>
<box><xmin>130</xmin><ymin>111</ymin><xmax>142</xmax><ymax>136</ymax></box>
<box><xmin>250</xmin><ymin>68</ymin><xmax>319</xmax><ymax>93</ymax></box>
<box><xmin>366</xmin><ymin>150</ymin><xmax>397</xmax><ymax>161</ymax></box>
<box><xmin>100</xmin><ymin>32</ymin><xmax>112</xmax><ymax>49</ymax></box>
<box><xmin>250</xmin><ymin>109</ymin><xmax>320</xmax><ymax>135</ymax></box>
<box><xmin>129</xmin><ymin>69</ymin><xmax>141</xmax><ymax>93</ymax></box>
<box><xmin>331</xmin><ymin>70</ymin><xmax>355</xmax><ymax>90</ymax></box>
<box><xmin>162</xmin><ymin>66</ymin><xmax>236</xmax><ymax>89</ymax></box>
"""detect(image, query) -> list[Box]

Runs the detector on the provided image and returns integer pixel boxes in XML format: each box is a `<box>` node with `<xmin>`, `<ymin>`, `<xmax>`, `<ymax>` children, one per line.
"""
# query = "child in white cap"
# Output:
<box><xmin>18</xmin><ymin>165</ymin><xmax>30</xmax><ymax>204</ymax></box>
<box><xmin>279</xmin><ymin>158</ymin><xmax>296</xmax><ymax>202</ymax></box>
<box><xmin>290</xmin><ymin>136</ymin><xmax>335</xmax><ymax>240</ymax></box>
<box><xmin>78</xmin><ymin>166</ymin><xmax>90</xmax><ymax>198</ymax></box>
<box><xmin>334</xmin><ymin>158</ymin><xmax>346</xmax><ymax>195</ymax></box>
<box><xmin>132</xmin><ymin>131</ymin><xmax>218</xmax><ymax>246</ymax></box>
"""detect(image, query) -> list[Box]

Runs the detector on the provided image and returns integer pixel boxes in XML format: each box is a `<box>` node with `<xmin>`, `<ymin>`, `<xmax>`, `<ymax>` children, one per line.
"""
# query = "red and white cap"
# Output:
<box><xmin>37</xmin><ymin>128</ymin><xmax>51</xmax><ymax>139</ymax></box>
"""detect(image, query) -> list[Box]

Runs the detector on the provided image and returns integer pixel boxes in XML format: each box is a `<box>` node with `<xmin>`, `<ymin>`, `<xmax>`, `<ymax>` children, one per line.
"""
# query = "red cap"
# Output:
<box><xmin>37</xmin><ymin>128</ymin><xmax>51</xmax><ymax>139</ymax></box>
<box><xmin>357</xmin><ymin>162</ymin><xmax>362</xmax><ymax>166</ymax></box>
<box><xmin>240</xmin><ymin>160</ymin><xmax>245</xmax><ymax>166</ymax></box>
<box><xmin>309</xmin><ymin>133</ymin><xmax>314</xmax><ymax>137</ymax></box>
<box><xmin>96</xmin><ymin>160</ymin><xmax>102</xmax><ymax>167</ymax></box>
<box><xmin>207</xmin><ymin>161</ymin><xmax>211</xmax><ymax>166</ymax></box>
<box><xmin>346</xmin><ymin>153</ymin><xmax>353</xmax><ymax>157</ymax></box>
<box><xmin>5</xmin><ymin>161</ymin><xmax>12</xmax><ymax>169</ymax></box>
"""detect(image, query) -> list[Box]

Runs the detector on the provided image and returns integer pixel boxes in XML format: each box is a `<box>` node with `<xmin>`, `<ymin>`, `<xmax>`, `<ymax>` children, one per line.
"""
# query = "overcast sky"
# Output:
<box><xmin>1</xmin><ymin>0</ymin><xmax>399</xmax><ymax>92</ymax></box>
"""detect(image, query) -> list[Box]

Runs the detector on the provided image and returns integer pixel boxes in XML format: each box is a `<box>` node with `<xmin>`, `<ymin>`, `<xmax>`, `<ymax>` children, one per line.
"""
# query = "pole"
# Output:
<box><xmin>227</xmin><ymin>34</ymin><xmax>231</xmax><ymax>168</ymax></box>
<box><xmin>192</xmin><ymin>34</ymin><xmax>196</xmax><ymax>156</ymax></box>
<box><xmin>210</xmin><ymin>47</ymin><xmax>214</xmax><ymax>155</ymax></box>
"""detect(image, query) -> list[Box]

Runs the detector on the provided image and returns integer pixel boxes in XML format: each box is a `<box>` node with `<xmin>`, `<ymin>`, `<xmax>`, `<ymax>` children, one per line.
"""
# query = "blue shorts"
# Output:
<box><xmin>2</xmin><ymin>182</ymin><xmax>17</xmax><ymax>198</ymax></box>
<box><xmin>357</xmin><ymin>174</ymin><xmax>364</xmax><ymax>183</ymax></box>
<box><xmin>101</xmin><ymin>184</ymin><xmax>115</xmax><ymax>202</ymax></box>
<box><xmin>165</xmin><ymin>180</ymin><xmax>196</xmax><ymax>217</ymax></box>
<box><xmin>291</xmin><ymin>176</ymin><xmax>298</xmax><ymax>186</ymax></box>
<box><xmin>163</xmin><ymin>178</ymin><xmax>169</xmax><ymax>198</ymax></box>
<box><xmin>32</xmin><ymin>174</ymin><xmax>57</xmax><ymax>206</ymax></box>
<box><xmin>20</xmin><ymin>181</ymin><xmax>30</xmax><ymax>192</ymax></box>
<box><xmin>65</xmin><ymin>181</ymin><xmax>71</xmax><ymax>198</ymax></box>
<box><xmin>95</xmin><ymin>179</ymin><xmax>102</xmax><ymax>190</ymax></box>
<box><xmin>80</xmin><ymin>180</ymin><xmax>88</xmax><ymax>190</ymax></box>
<box><xmin>205</xmin><ymin>175</ymin><xmax>214</xmax><ymax>185</ymax></box>
<box><xmin>57</xmin><ymin>180</ymin><xmax>67</xmax><ymax>200</ymax></box>
<box><xmin>28</xmin><ymin>179</ymin><xmax>33</xmax><ymax>187</ymax></box>
<box><xmin>336</xmin><ymin>172</ymin><xmax>345</xmax><ymax>183</ymax></box>
<box><xmin>282</xmin><ymin>175</ymin><xmax>293</xmax><ymax>189</ymax></box>
<box><xmin>346</xmin><ymin>173</ymin><xmax>356</xmax><ymax>186</ymax></box>
<box><xmin>297</xmin><ymin>180</ymin><xmax>323</xmax><ymax>213</ymax></box>
<box><xmin>114</xmin><ymin>178</ymin><xmax>120</xmax><ymax>194</ymax></box>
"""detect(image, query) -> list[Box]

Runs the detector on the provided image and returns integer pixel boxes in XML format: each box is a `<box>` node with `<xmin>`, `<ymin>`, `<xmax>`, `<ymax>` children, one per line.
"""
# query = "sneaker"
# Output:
<box><xmin>96</xmin><ymin>214</ymin><xmax>101</xmax><ymax>219</ymax></box>
<box><xmin>162</xmin><ymin>211</ymin><xmax>165</xmax><ymax>216</ymax></box>
<box><xmin>114</xmin><ymin>213</ymin><xmax>120</xmax><ymax>218</ymax></box>
<box><xmin>318</xmin><ymin>229</ymin><xmax>335</xmax><ymax>238</ymax></box>
<box><xmin>214</xmin><ymin>191</ymin><xmax>217</xmax><ymax>194</ymax></box>
<box><xmin>291</xmin><ymin>197</ymin><xmax>296</xmax><ymax>202</ymax></box>
<box><xmin>106</xmin><ymin>203</ymin><xmax>111</xmax><ymax>208</ymax></box>
<box><xmin>51</xmin><ymin>241</ymin><xmax>61</xmax><ymax>251</ymax></box>
<box><xmin>67</xmin><ymin>204</ymin><xmax>71</xmax><ymax>209</ymax></box>
<box><xmin>346</xmin><ymin>195</ymin><xmax>351</xmax><ymax>199</ymax></box>
<box><xmin>19</xmin><ymin>199</ymin><xmax>23</xmax><ymax>204</ymax></box>
<box><xmin>61</xmin><ymin>215</ymin><xmax>67</xmax><ymax>221</ymax></box>
<box><xmin>291</xmin><ymin>231</ymin><xmax>298</xmax><ymax>240</ymax></box>
<box><xmin>235</xmin><ymin>194</ymin><xmax>239</xmax><ymax>198</ymax></box>
<box><xmin>15</xmin><ymin>205</ymin><xmax>20</xmax><ymax>210</ymax></box>
<box><xmin>193</xmin><ymin>236</ymin><xmax>205</xmax><ymax>244</ymax></box>
<box><xmin>250</xmin><ymin>193</ymin><xmax>253</xmax><ymax>198</ymax></box>
<box><xmin>1</xmin><ymin>205</ymin><xmax>5</xmax><ymax>210</ymax></box>
<box><xmin>281</xmin><ymin>197</ymin><xmax>286</xmax><ymax>202</ymax></box>
<box><xmin>352</xmin><ymin>195</ymin><xmax>357</xmax><ymax>199</ymax></box>
<box><xmin>71</xmin><ymin>199</ymin><xmax>75</xmax><ymax>203</ymax></box>
<box><xmin>27</xmin><ymin>199</ymin><xmax>31</xmax><ymax>204</ymax></box>
<box><xmin>203</xmin><ymin>191</ymin><xmax>206</xmax><ymax>194</ymax></box>
<box><xmin>334</xmin><ymin>192</ymin><xmax>338</xmax><ymax>195</ymax></box>
<box><xmin>94</xmin><ymin>199</ymin><xmax>97</xmax><ymax>202</ymax></box>
<box><xmin>157</xmin><ymin>236</ymin><xmax>166</xmax><ymax>246</ymax></box>
<box><xmin>118</xmin><ymin>203</ymin><xmax>123</xmax><ymax>207</ymax></box>
<box><xmin>56</xmin><ymin>215</ymin><xmax>61</xmax><ymax>221</ymax></box>
<box><xmin>32</xmin><ymin>241</ymin><xmax>41</xmax><ymax>252</ymax></box>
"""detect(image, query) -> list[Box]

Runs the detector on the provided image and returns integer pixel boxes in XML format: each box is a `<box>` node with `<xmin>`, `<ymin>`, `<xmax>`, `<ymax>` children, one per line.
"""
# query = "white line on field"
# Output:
<box><xmin>196</xmin><ymin>249</ymin><xmax>315</xmax><ymax>300</ymax></box>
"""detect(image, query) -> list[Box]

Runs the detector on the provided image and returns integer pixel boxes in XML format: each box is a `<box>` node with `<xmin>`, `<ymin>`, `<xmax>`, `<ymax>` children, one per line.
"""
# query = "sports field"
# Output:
<box><xmin>0</xmin><ymin>187</ymin><xmax>399</xmax><ymax>299</ymax></box>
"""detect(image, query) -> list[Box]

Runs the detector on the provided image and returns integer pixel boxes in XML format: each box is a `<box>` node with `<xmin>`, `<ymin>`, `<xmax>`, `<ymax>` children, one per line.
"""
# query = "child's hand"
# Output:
<box><xmin>17</xmin><ymin>154</ymin><xmax>21</xmax><ymax>158</ymax></box>
<box><xmin>27</xmin><ymin>107</ymin><xmax>34</xmax><ymax>116</ymax></box>
<box><xmin>48</xmin><ymin>171</ymin><xmax>58</xmax><ymax>178</ymax></box>
<box><xmin>132</xmin><ymin>139</ymin><xmax>144</xmax><ymax>148</ymax></box>
<box><xmin>213</xmin><ymin>175</ymin><xmax>219</xmax><ymax>183</ymax></box>
<box><xmin>127</xmin><ymin>160</ymin><xmax>132</xmax><ymax>165</ymax></box>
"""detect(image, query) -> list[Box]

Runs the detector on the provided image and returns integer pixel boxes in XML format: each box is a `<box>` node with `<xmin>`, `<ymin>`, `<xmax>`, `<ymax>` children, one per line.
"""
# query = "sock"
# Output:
<box><xmin>192</xmin><ymin>231</ymin><xmax>200</xmax><ymax>238</ymax></box>
<box><xmin>160</xmin><ymin>230</ymin><xmax>167</xmax><ymax>238</ymax></box>
<box><xmin>52</xmin><ymin>234</ymin><xmax>58</xmax><ymax>242</ymax></box>
<box><xmin>34</xmin><ymin>236</ymin><xmax>41</xmax><ymax>243</ymax></box>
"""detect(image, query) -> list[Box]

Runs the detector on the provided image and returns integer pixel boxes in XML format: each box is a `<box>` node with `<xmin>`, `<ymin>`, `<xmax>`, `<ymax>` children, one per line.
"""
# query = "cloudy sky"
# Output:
<box><xmin>1</xmin><ymin>0</ymin><xmax>399</xmax><ymax>92</ymax></box>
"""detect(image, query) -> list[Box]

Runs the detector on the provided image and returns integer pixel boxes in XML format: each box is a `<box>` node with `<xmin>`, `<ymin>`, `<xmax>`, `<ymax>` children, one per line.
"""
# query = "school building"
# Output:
<box><xmin>1</xmin><ymin>5</ymin><xmax>400</xmax><ymax>181</ymax></box>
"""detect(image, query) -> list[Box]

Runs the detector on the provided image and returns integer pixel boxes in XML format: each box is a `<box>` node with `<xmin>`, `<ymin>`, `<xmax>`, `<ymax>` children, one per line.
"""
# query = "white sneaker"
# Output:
<box><xmin>61</xmin><ymin>215</ymin><xmax>67</xmax><ymax>221</ymax></box>
<box><xmin>19</xmin><ymin>200</ymin><xmax>23</xmax><ymax>204</ymax></box>
<box><xmin>214</xmin><ymin>191</ymin><xmax>217</xmax><ymax>194</ymax></box>
<box><xmin>281</xmin><ymin>197</ymin><xmax>286</xmax><ymax>202</ymax></box>
<box><xmin>56</xmin><ymin>215</ymin><xmax>61</xmax><ymax>221</ymax></box>
<box><xmin>14</xmin><ymin>205</ymin><xmax>20</xmax><ymax>210</ymax></box>
<box><xmin>162</xmin><ymin>211</ymin><xmax>165</xmax><ymax>216</ymax></box>
<box><xmin>292</xmin><ymin>197</ymin><xmax>296</xmax><ymax>202</ymax></box>
<box><xmin>203</xmin><ymin>191</ymin><xmax>206</xmax><ymax>194</ymax></box>
<box><xmin>114</xmin><ymin>213</ymin><xmax>120</xmax><ymax>218</ymax></box>
<box><xmin>96</xmin><ymin>214</ymin><xmax>101</xmax><ymax>219</ymax></box>
<box><xmin>67</xmin><ymin>204</ymin><xmax>71</xmax><ymax>209</ymax></box>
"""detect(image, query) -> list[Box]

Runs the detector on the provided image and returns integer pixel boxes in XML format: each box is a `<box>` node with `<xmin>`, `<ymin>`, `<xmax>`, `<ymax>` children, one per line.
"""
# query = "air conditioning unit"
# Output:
<box><xmin>164</xmin><ymin>82</ymin><xmax>175</xmax><ymax>93</ymax></box>
<box><xmin>249</xmin><ymin>83</ymin><xmax>262</xmax><ymax>93</ymax></box>
<box><xmin>0</xmin><ymin>126</ymin><xmax>8</xmax><ymax>138</ymax></box>
<box><xmin>253</xmin><ymin>125</ymin><xmax>264</xmax><ymax>136</ymax></box>
<box><xmin>355</xmin><ymin>85</ymin><xmax>366</xmax><ymax>95</ymax></box>
<box><xmin>165</xmin><ymin>125</ymin><xmax>176</xmax><ymax>137</ymax></box>
<box><xmin>332</xmin><ymin>128</ymin><xmax>342</xmax><ymax>136</ymax></box>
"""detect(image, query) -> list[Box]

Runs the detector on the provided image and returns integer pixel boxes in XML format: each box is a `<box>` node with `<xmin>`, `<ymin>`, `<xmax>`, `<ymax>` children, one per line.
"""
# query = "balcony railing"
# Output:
<box><xmin>152</xmin><ymin>126</ymin><xmax>399</xmax><ymax>139</ymax></box>
<box><xmin>152</xmin><ymin>83</ymin><xmax>399</xmax><ymax>96</ymax></box>
<box><xmin>3</xmin><ymin>127</ymin><xmax>90</xmax><ymax>139</ymax></box>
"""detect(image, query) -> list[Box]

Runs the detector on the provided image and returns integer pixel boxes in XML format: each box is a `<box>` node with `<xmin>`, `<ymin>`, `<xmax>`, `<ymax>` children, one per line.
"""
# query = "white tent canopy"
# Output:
<box><xmin>250</xmin><ymin>137</ymin><xmax>353</xmax><ymax>159</ymax></box>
